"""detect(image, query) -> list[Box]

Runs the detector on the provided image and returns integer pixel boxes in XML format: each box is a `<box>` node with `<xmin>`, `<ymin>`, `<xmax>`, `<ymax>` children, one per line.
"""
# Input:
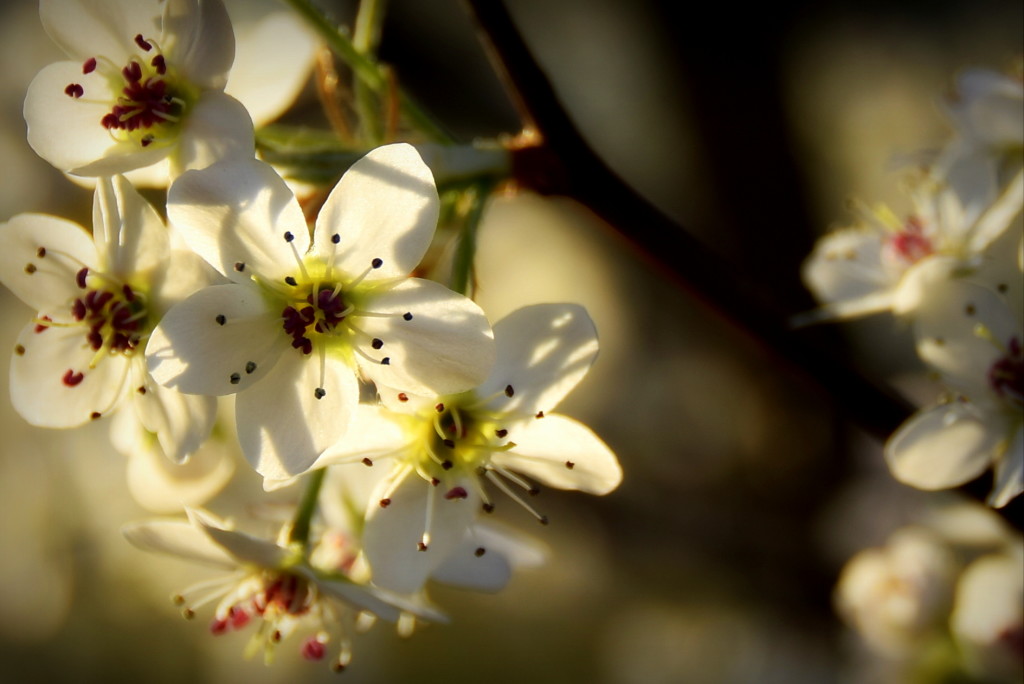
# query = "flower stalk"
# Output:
<box><xmin>283</xmin><ymin>0</ymin><xmax>452</xmax><ymax>143</ymax></box>
<box><xmin>289</xmin><ymin>467</ymin><xmax>327</xmax><ymax>547</ymax></box>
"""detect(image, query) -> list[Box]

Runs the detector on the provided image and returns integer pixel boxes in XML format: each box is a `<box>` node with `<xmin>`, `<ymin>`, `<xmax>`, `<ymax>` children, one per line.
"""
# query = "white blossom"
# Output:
<box><xmin>834</xmin><ymin>527</ymin><xmax>957</xmax><ymax>657</ymax></box>
<box><xmin>24</xmin><ymin>0</ymin><xmax>253</xmax><ymax>179</ymax></box>
<box><xmin>146</xmin><ymin>144</ymin><xmax>495</xmax><ymax>480</ymax></box>
<box><xmin>312</xmin><ymin>303</ymin><xmax>621</xmax><ymax>594</ymax></box>
<box><xmin>0</xmin><ymin>175</ymin><xmax>215</xmax><ymax>461</ymax></box>
<box><xmin>951</xmin><ymin>543</ymin><xmax>1024</xmax><ymax>683</ymax></box>
<box><xmin>800</xmin><ymin>166</ymin><xmax>1022</xmax><ymax>321</ymax></box>
<box><xmin>122</xmin><ymin>508</ymin><xmax>443</xmax><ymax>670</ymax></box>
<box><xmin>885</xmin><ymin>274</ymin><xmax>1023</xmax><ymax>507</ymax></box>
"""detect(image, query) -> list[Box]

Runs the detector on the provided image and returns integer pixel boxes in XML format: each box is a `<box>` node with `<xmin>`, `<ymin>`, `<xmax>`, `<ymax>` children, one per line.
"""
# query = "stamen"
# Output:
<box><xmin>82</xmin><ymin>57</ymin><xmax>97</xmax><ymax>74</ymax></box>
<box><xmin>419</xmin><ymin>485</ymin><xmax>436</xmax><ymax>551</ymax></box>
<box><xmin>494</xmin><ymin>465</ymin><xmax>539</xmax><ymax>495</ymax></box>
<box><xmin>134</xmin><ymin>34</ymin><xmax>153</xmax><ymax>51</ymax></box>
<box><xmin>484</xmin><ymin>469</ymin><xmax>548</xmax><ymax>524</ymax></box>
<box><xmin>62</xmin><ymin>369</ymin><xmax>84</xmax><ymax>386</ymax></box>
<box><xmin>64</xmin><ymin>83</ymin><xmax>84</xmax><ymax>98</ymax></box>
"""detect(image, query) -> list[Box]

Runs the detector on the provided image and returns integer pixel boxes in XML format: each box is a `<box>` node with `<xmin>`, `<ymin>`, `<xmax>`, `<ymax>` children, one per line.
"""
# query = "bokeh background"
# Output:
<box><xmin>0</xmin><ymin>0</ymin><xmax>1021</xmax><ymax>682</ymax></box>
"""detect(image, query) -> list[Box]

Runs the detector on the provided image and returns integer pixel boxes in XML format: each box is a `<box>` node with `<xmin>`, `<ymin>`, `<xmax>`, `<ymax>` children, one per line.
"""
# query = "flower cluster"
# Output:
<box><xmin>835</xmin><ymin>502</ymin><xmax>1023</xmax><ymax>683</ymax></box>
<box><xmin>802</xmin><ymin>66</ymin><xmax>1023</xmax><ymax>508</ymax></box>
<box><xmin>804</xmin><ymin>65</ymin><xmax>1023</xmax><ymax>683</ymax></box>
<box><xmin>1</xmin><ymin>0</ymin><xmax>621</xmax><ymax>670</ymax></box>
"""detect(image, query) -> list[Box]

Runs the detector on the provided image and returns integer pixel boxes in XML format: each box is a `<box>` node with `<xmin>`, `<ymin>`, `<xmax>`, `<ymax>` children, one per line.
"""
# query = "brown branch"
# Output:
<box><xmin>462</xmin><ymin>0</ymin><xmax>913</xmax><ymax>440</ymax></box>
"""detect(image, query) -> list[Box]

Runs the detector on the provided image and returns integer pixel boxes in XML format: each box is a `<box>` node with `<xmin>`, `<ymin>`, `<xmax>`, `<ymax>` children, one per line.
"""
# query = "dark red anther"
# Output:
<box><xmin>989</xmin><ymin>336</ymin><xmax>1023</xmax><ymax>405</ymax></box>
<box><xmin>71</xmin><ymin>299</ymin><xmax>86</xmax><ymax>321</ymax></box>
<box><xmin>151</xmin><ymin>54</ymin><xmax>166</xmax><ymax>74</ymax></box>
<box><xmin>134</xmin><ymin>34</ymin><xmax>152</xmax><ymax>51</ymax></box>
<box><xmin>121</xmin><ymin>60</ymin><xmax>142</xmax><ymax>83</ymax></box>
<box><xmin>62</xmin><ymin>369</ymin><xmax>84</xmax><ymax>387</ymax></box>
<box><xmin>229</xmin><ymin>606</ymin><xmax>250</xmax><ymax>630</ymax></box>
<box><xmin>209</xmin><ymin>617</ymin><xmax>229</xmax><ymax>635</ymax></box>
<box><xmin>301</xmin><ymin>637</ymin><xmax>326</xmax><ymax>661</ymax></box>
<box><xmin>85</xmin><ymin>289</ymin><xmax>113</xmax><ymax>312</ymax></box>
<box><xmin>122</xmin><ymin>284</ymin><xmax>136</xmax><ymax>301</ymax></box>
<box><xmin>34</xmin><ymin>316</ymin><xmax>52</xmax><ymax>333</ymax></box>
<box><xmin>64</xmin><ymin>83</ymin><xmax>84</xmax><ymax>98</ymax></box>
<box><xmin>76</xmin><ymin>267</ymin><xmax>89</xmax><ymax>289</ymax></box>
<box><xmin>444</xmin><ymin>486</ymin><xmax>468</xmax><ymax>500</ymax></box>
<box><xmin>82</xmin><ymin>57</ymin><xmax>97</xmax><ymax>74</ymax></box>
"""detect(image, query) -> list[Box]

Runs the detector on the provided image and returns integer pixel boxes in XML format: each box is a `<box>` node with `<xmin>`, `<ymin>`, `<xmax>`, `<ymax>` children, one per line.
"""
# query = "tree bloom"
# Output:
<box><xmin>24</xmin><ymin>0</ymin><xmax>253</xmax><ymax>179</ymax></box>
<box><xmin>315</xmin><ymin>464</ymin><xmax>546</xmax><ymax>635</ymax></box>
<box><xmin>146</xmin><ymin>144</ymin><xmax>495</xmax><ymax>480</ymax></box>
<box><xmin>313</xmin><ymin>303</ymin><xmax>621</xmax><ymax>593</ymax></box>
<box><xmin>951</xmin><ymin>544</ymin><xmax>1024</xmax><ymax>683</ymax></box>
<box><xmin>122</xmin><ymin>508</ymin><xmax>443</xmax><ymax>670</ymax></box>
<box><xmin>0</xmin><ymin>175</ymin><xmax>215</xmax><ymax>461</ymax></box>
<box><xmin>799</xmin><ymin>166</ymin><xmax>1022</xmax><ymax>322</ymax></box>
<box><xmin>885</xmin><ymin>273</ymin><xmax>1023</xmax><ymax>507</ymax></box>
<box><xmin>835</xmin><ymin>526</ymin><xmax>957</xmax><ymax>657</ymax></box>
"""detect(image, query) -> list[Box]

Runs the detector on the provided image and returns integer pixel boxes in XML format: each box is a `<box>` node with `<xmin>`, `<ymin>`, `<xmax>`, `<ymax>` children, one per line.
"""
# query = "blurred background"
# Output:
<box><xmin>0</xmin><ymin>0</ymin><xmax>1021</xmax><ymax>682</ymax></box>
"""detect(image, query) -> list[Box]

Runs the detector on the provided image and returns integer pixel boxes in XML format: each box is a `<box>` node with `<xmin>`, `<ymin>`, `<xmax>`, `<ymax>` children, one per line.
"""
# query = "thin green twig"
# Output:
<box><xmin>288</xmin><ymin>467</ymin><xmax>326</xmax><ymax>547</ymax></box>
<box><xmin>283</xmin><ymin>0</ymin><xmax>453</xmax><ymax>143</ymax></box>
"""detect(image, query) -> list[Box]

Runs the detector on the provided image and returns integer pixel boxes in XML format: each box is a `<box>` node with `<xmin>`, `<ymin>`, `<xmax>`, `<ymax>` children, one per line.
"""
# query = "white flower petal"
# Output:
<box><xmin>121</xmin><ymin>416</ymin><xmax>236</xmax><ymax>514</ymax></box>
<box><xmin>224</xmin><ymin>9</ymin><xmax>318</xmax><ymax>126</ymax></box>
<box><xmin>169</xmin><ymin>91</ymin><xmax>255</xmax><ymax>178</ymax></box>
<box><xmin>146</xmin><ymin>283</ymin><xmax>286</xmax><ymax>396</ymax></box>
<box><xmin>315</xmin><ymin>143</ymin><xmax>439</xmax><ymax>282</ymax></box>
<box><xmin>0</xmin><ymin>213</ymin><xmax>95</xmax><ymax>315</ymax></box>
<box><xmin>884</xmin><ymin>402</ymin><xmax>1001</xmax><ymax>491</ymax></box>
<box><xmin>122</xmin><ymin>518</ymin><xmax>238</xmax><ymax>569</ymax></box>
<box><xmin>187</xmin><ymin>508</ymin><xmax>290</xmax><ymax>568</ymax></box>
<box><xmin>161</xmin><ymin>0</ymin><xmax>235</xmax><ymax>89</ymax></box>
<box><xmin>311</xmin><ymin>569</ymin><xmax>448</xmax><ymax>624</ymax></box>
<box><xmin>801</xmin><ymin>227</ymin><xmax>891</xmax><ymax>304</ymax></box>
<box><xmin>167</xmin><ymin>158</ymin><xmax>308</xmax><ymax>281</ymax></box>
<box><xmin>92</xmin><ymin>175</ymin><xmax>168</xmax><ymax>280</ymax></box>
<box><xmin>24</xmin><ymin>62</ymin><xmax>171</xmax><ymax>176</ymax></box>
<box><xmin>495</xmin><ymin>414</ymin><xmax>621</xmax><ymax>494</ymax></box>
<box><xmin>11</xmin><ymin>321</ymin><xmax>129</xmax><ymax>427</ymax></box>
<box><xmin>892</xmin><ymin>255</ymin><xmax>963</xmax><ymax>317</ymax></box>
<box><xmin>235</xmin><ymin>350</ymin><xmax>358</xmax><ymax>479</ymax></box>
<box><xmin>363</xmin><ymin>474</ymin><xmax>477</xmax><ymax>595</ymax></box>
<box><xmin>39</xmin><ymin>0</ymin><xmax>161</xmax><ymax>63</ymax></box>
<box><xmin>131</xmin><ymin>360</ymin><xmax>217</xmax><ymax>462</ymax></box>
<box><xmin>989</xmin><ymin>426</ymin><xmax>1023</xmax><ymax>508</ymax></box>
<box><xmin>950</xmin><ymin>551</ymin><xmax>1024</xmax><ymax>682</ymax></box>
<box><xmin>355</xmin><ymin>279</ymin><xmax>495</xmax><ymax>396</ymax></box>
<box><xmin>912</xmin><ymin>277</ymin><xmax>1019</xmax><ymax>394</ymax></box>
<box><xmin>430</xmin><ymin>530</ymin><xmax>513</xmax><ymax>593</ymax></box>
<box><xmin>475</xmin><ymin>303</ymin><xmax>597</xmax><ymax>417</ymax></box>
<box><xmin>374</xmin><ymin>384</ymin><xmax>437</xmax><ymax>413</ymax></box>
<box><xmin>790</xmin><ymin>290</ymin><xmax>896</xmax><ymax>326</ymax></box>
<box><xmin>313</xmin><ymin>404</ymin><xmax>409</xmax><ymax>468</ymax></box>
<box><xmin>967</xmin><ymin>169</ymin><xmax>1023</xmax><ymax>254</ymax></box>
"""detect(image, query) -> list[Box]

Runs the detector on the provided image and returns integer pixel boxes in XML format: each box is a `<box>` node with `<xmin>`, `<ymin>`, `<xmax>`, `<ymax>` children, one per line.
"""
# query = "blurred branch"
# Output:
<box><xmin>462</xmin><ymin>0</ymin><xmax>1024</xmax><ymax>528</ymax></box>
<box><xmin>462</xmin><ymin>0</ymin><xmax>914</xmax><ymax>441</ymax></box>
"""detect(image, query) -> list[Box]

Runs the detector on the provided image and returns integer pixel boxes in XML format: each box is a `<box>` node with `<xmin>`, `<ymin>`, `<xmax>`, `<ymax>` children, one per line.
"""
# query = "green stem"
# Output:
<box><xmin>288</xmin><ymin>467</ymin><xmax>326</xmax><ymax>547</ymax></box>
<box><xmin>353</xmin><ymin>0</ymin><xmax>386</xmax><ymax>53</ymax></box>
<box><xmin>283</xmin><ymin>0</ymin><xmax>453</xmax><ymax>143</ymax></box>
<box><xmin>353</xmin><ymin>0</ymin><xmax>387</xmax><ymax>143</ymax></box>
<box><xmin>450</xmin><ymin>182</ymin><xmax>493</xmax><ymax>296</ymax></box>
